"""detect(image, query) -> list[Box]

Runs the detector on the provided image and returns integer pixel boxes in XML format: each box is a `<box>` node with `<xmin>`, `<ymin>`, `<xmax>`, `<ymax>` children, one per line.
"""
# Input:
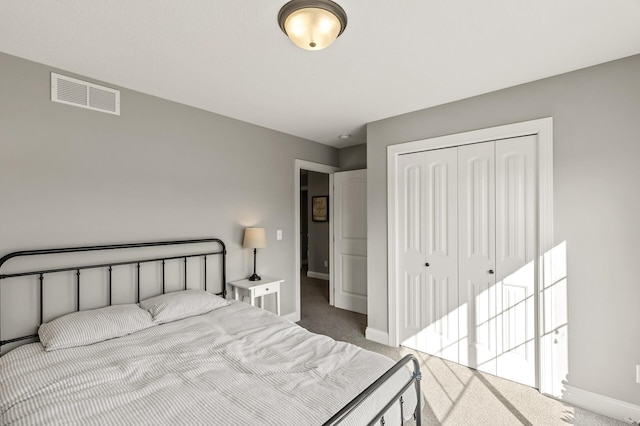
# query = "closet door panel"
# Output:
<box><xmin>423</xmin><ymin>149</ymin><xmax>459</xmax><ymax>363</ymax></box>
<box><xmin>495</xmin><ymin>135</ymin><xmax>537</xmax><ymax>387</ymax></box>
<box><xmin>397</xmin><ymin>152</ymin><xmax>428</xmax><ymax>349</ymax></box>
<box><xmin>397</xmin><ymin>149</ymin><xmax>459</xmax><ymax>363</ymax></box>
<box><xmin>458</xmin><ymin>142</ymin><xmax>496</xmax><ymax>374</ymax></box>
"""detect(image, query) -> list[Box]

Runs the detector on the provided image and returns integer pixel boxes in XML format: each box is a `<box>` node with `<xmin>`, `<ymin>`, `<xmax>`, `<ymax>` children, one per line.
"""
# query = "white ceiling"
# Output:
<box><xmin>1</xmin><ymin>1</ymin><xmax>639</xmax><ymax>148</ymax></box>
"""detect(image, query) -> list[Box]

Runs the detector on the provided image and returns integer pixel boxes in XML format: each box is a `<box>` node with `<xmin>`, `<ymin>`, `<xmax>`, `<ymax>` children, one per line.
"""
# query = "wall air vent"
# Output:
<box><xmin>51</xmin><ymin>73</ymin><xmax>120</xmax><ymax>115</ymax></box>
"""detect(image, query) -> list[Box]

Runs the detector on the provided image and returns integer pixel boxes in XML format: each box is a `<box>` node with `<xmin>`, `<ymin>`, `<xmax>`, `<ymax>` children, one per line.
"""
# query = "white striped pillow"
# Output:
<box><xmin>139</xmin><ymin>289</ymin><xmax>229</xmax><ymax>324</ymax></box>
<box><xmin>38</xmin><ymin>304</ymin><xmax>155</xmax><ymax>351</ymax></box>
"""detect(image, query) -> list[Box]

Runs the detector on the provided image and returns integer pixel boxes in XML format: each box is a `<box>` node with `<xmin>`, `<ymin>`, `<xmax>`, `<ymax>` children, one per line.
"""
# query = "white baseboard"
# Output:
<box><xmin>365</xmin><ymin>327</ymin><xmax>389</xmax><ymax>345</ymax></box>
<box><xmin>562</xmin><ymin>384</ymin><xmax>640</xmax><ymax>423</ymax></box>
<box><xmin>282</xmin><ymin>311</ymin><xmax>300</xmax><ymax>323</ymax></box>
<box><xmin>307</xmin><ymin>271</ymin><xmax>329</xmax><ymax>280</ymax></box>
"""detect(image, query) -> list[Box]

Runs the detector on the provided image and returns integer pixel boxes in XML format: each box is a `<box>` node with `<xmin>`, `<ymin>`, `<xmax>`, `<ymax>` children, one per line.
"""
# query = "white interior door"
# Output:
<box><xmin>333</xmin><ymin>169</ymin><xmax>367</xmax><ymax>314</ymax></box>
<box><xmin>398</xmin><ymin>149</ymin><xmax>459</xmax><ymax>363</ymax></box>
<box><xmin>495</xmin><ymin>135</ymin><xmax>537</xmax><ymax>387</ymax></box>
<box><xmin>458</xmin><ymin>141</ymin><xmax>497</xmax><ymax>375</ymax></box>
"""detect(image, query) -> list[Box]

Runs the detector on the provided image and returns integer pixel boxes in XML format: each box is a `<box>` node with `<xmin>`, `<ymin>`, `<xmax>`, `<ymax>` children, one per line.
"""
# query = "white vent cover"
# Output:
<box><xmin>51</xmin><ymin>73</ymin><xmax>120</xmax><ymax>115</ymax></box>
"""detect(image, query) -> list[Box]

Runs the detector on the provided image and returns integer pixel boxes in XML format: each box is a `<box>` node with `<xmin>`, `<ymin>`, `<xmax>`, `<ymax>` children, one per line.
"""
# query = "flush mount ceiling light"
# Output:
<box><xmin>278</xmin><ymin>0</ymin><xmax>347</xmax><ymax>51</ymax></box>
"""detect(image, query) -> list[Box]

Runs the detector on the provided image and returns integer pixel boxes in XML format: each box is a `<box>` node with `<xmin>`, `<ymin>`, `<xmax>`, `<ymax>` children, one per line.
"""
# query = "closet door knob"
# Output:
<box><xmin>488</xmin><ymin>269</ymin><xmax>494</xmax><ymax>274</ymax></box>
<box><xmin>425</xmin><ymin>262</ymin><xmax>430</xmax><ymax>267</ymax></box>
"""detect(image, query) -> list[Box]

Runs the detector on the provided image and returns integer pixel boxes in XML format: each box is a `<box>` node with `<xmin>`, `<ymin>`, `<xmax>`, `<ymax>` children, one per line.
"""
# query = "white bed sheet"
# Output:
<box><xmin>1</xmin><ymin>301</ymin><xmax>418</xmax><ymax>425</ymax></box>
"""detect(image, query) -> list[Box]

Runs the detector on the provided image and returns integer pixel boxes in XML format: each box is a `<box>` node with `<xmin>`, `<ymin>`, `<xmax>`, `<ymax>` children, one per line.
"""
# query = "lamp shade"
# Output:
<box><xmin>278</xmin><ymin>0</ymin><xmax>347</xmax><ymax>51</ymax></box>
<box><xmin>243</xmin><ymin>228</ymin><xmax>266</xmax><ymax>249</ymax></box>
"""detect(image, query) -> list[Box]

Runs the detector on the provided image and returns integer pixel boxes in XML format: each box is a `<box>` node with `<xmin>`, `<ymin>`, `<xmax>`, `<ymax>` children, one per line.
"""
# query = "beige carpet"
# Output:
<box><xmin>296</xmin><ymin>272</ymin><xmax>626</xmax><ymax>426</ymax></box>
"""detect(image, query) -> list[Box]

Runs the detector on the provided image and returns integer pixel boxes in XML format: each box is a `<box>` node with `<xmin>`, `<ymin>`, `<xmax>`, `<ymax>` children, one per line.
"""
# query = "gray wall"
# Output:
<box><xmin>366</xmin><ymin>54</ymin><xmax>640</xmax><ymax>405</ymax></box>
<box><xmin>306</xmin><ymin>171</ymin><xmax>329</xmax><ymax>275</ymax></box>
<box><xmin>0</xmin><ymin>52</ymin><xmax>338</xmax><ymax>321</ymax></box>
<box><xmin>338</xmin><ymin>143</ymin><xmax>367</xmax><ymax>171</ymax></box>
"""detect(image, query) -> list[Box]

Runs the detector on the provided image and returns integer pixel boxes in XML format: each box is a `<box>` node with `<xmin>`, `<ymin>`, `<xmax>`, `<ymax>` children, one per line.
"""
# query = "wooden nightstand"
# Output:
<box><xmin>228</xmin><ymin>276</ymin><xmax>283</xmax><ymax>316</ymax></box>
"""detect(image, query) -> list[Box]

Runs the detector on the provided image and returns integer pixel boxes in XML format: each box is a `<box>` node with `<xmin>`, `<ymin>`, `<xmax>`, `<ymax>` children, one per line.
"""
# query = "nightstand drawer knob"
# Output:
<box><xmin>266</xmin><ymin>288</ymin><xmax>269</xmax><ymax>291</ymax></box>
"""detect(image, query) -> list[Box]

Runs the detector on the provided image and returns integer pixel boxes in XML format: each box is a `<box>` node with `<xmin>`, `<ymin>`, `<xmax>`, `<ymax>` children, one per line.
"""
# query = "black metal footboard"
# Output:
<box><xmin>324</xmin><ymin>354</ymin><xmax>422</xmax><ymax>426</ymax></box>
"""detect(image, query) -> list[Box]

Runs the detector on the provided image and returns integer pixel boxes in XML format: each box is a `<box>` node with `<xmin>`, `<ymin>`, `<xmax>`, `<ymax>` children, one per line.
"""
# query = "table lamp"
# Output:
<box><xmin>243</xmin><ymin>227</ymin><xmax>266</xmax><ymax>281</ymax></box>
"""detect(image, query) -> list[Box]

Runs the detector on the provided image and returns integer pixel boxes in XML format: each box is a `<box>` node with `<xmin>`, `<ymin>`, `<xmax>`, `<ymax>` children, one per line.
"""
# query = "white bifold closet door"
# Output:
<box><xmin>458</xmin><ymin>141</ymin><xmax>497</xmax><ymax>375</ymax></box>
<box><xmin>397</xmin><ymin>135</ymin><xmax>537</xmax><ymax>388</ymax></box>
<box><xmin>397</xmin><ymin>148</ymin><xmax>459</xmax><ymax>363</ymax></box>
<box><xmin>494</xmin><ymin>136</ymin><xmax>537</xmax><ymax>387</ymax></box>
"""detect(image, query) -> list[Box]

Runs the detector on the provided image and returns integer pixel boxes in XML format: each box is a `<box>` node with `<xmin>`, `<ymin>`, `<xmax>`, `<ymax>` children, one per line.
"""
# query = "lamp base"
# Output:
<box><xmin>248</xmin><ymin>273</ymin><xmax>261</xmax><ymax>281</ymax></box>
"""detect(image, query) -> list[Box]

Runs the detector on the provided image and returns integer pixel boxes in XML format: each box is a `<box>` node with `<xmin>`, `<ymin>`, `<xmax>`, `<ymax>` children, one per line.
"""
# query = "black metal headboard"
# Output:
<box><xmin>0</xmin><ymin>238</ymin><xmax>226</xmax><ymax>348</ymax></box>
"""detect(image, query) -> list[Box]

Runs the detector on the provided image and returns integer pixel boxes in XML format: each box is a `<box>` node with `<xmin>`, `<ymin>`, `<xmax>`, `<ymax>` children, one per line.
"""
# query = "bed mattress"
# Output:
<box><xmin>1</xmin><ymin>301</ymin><xmax>417</xmax><ymax>425</ymax></box>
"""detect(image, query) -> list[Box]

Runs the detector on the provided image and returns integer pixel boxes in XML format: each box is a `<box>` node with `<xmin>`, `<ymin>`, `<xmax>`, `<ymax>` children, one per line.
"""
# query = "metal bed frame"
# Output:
<box><xmin>324</xmin><ymin>354</ymin><xmax>423</xmax><ymax>426</ymax></box>
<box><xmin>0</xmin><ymin>238</ymin><xmax>227</xmax><ymax>348</ymax></box>
<box><xmin>0</xmin><ymin>237</ymin><xmax>422</xmax><ymax>425</ymax></box>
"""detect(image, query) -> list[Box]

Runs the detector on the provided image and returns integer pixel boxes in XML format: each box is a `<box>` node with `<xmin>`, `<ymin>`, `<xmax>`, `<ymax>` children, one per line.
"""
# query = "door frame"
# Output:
<box><xmin>292</xmin><ymin>159</ymin><xmax>339</xmax><ymax>323</ymax></box>
<box><xmin>387</xmin><ymin>117</ymin><xmax>554</xmax><ymax>393</ymax></box>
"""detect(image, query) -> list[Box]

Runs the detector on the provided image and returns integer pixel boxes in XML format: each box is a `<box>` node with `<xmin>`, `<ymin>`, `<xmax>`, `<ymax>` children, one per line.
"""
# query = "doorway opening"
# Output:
<box><xmin>293</xmin><ymin>159</ymin><xmax>338</xmax><ymax>323</ymax></box>
<box><xmin>294</xmin><ymin>160</ymin><xmax>371</xmax><ymax>343</ymax></box>
<box><xmin>300</xmin><ymin>169</ymin><xmax>331</xmax><ymax>320</ymax></box>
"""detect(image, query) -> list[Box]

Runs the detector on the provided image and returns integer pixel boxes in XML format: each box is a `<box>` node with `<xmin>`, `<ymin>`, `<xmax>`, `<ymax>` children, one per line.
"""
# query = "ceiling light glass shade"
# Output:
<box><xmin>278</xmin><ymin>0</ymin><xmax>347</xmax><ymax>51</ymax></box>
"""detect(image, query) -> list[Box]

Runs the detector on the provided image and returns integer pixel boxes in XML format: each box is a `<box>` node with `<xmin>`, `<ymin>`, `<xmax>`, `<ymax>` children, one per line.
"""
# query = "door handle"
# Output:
<box><xmin>425</xmin><ymin>262</ymin><xmax>430</xmax><ymax>267</ymax></box>
<box><xmin>488</xmin><ymin>269</ymin><xmax>494</xmax><ymax>274</ymax></box>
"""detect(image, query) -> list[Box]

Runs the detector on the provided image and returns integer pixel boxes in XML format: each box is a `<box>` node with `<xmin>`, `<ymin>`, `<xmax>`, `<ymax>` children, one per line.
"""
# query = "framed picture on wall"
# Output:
<box><xmin>312</xmin><ymin>196</ymin><xmax>328</xmax><ymax>222</ymax></box>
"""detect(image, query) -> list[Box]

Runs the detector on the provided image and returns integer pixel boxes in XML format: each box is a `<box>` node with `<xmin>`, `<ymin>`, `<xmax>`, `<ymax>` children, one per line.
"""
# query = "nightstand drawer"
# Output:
<box><xmin>253</xmin><ymin>282</ymin><xmax>279</xmax><ymax>298</ymax></box>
